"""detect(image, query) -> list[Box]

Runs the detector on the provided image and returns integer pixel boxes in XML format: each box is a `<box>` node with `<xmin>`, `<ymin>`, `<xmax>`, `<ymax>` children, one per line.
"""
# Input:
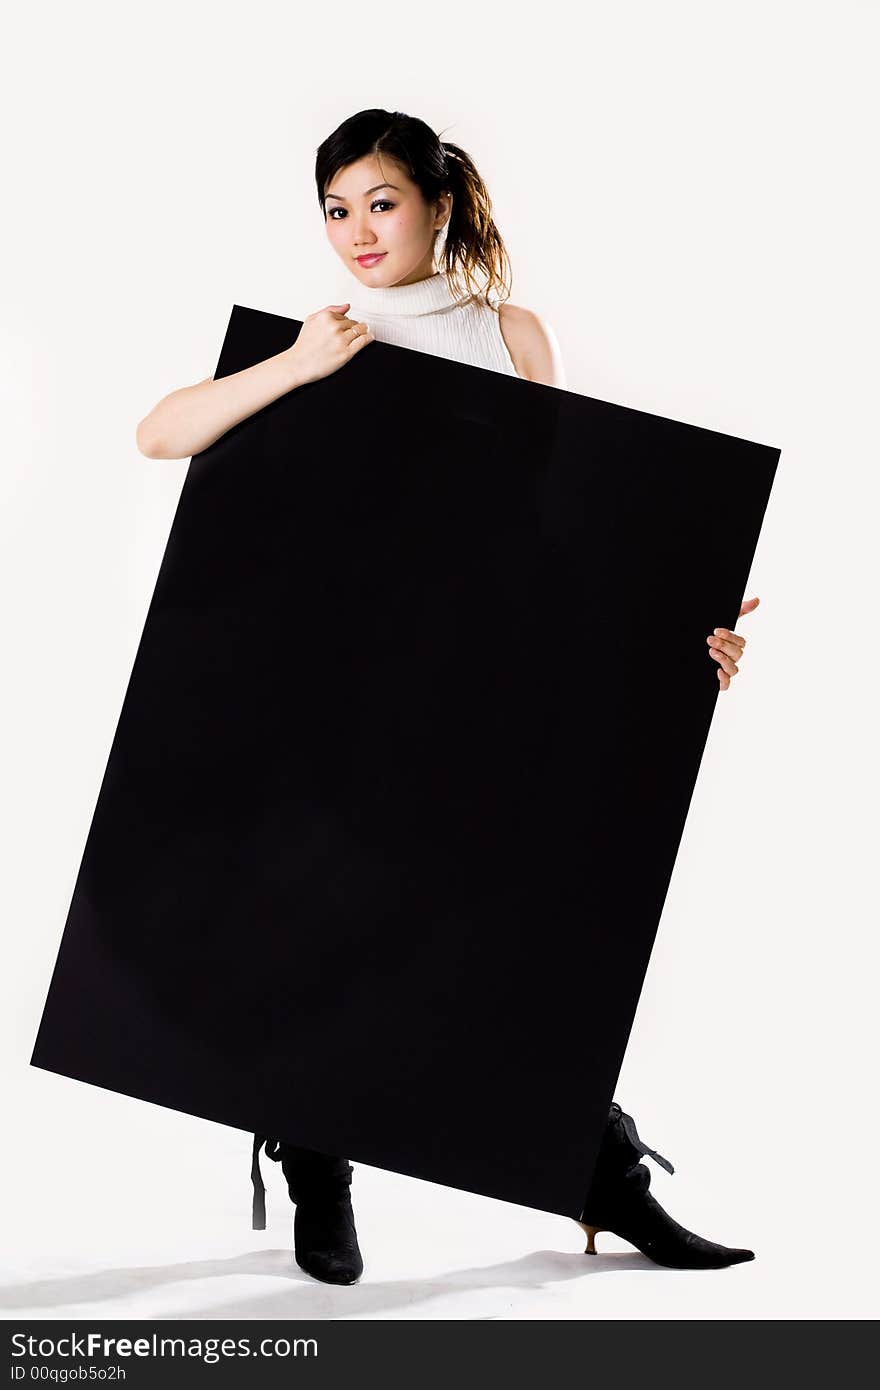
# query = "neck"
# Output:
<box><xmin>346</xmin><ymin>268</ymin><xmax>474</xmax><ymax>317</ymax></box>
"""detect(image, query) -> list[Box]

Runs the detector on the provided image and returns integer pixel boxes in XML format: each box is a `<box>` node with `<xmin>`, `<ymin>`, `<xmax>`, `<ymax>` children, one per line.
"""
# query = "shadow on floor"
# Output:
<box><xmin>1</xmin><ymin>1245</ymin><xmax>663</xmax><ymax>1320</ymax></box>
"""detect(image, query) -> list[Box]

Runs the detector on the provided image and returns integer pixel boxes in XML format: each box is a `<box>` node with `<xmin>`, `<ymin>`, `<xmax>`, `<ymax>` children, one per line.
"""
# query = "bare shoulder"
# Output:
<box><xmin>497</xmin><ymin>301</ymin><xmax>567</xmax><ymax>388</ymax></box>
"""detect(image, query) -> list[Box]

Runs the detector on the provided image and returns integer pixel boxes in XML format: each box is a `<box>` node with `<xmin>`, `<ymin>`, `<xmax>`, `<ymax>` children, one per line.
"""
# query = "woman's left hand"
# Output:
<box><xmin>706</xmin><ymin>596</ymin><xmax>760</xmax><ymax>691</ymax></box>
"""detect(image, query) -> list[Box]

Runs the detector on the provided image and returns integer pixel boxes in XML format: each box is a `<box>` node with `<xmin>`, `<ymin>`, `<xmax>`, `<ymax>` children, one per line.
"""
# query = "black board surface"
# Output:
<box><xmin>31</xmin><ymin>304</ymin><xmax>779</xmax><ymax>1219</ymax></box>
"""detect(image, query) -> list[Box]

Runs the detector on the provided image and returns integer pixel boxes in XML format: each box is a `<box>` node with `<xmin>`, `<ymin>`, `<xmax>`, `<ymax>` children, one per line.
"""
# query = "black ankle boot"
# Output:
<box><xmin>251</xmin><ymin>1134</ymin><xmax>364</xmax><ymax>1285</ymax></box>
<box><xmin>576</xmin><ymin>1102</ymin><xmax>755</xmax><ymax>1270</ymax></box>
<box><xmin>283</xmin><ymin>1144</ymin><xmax>364</xmax><ymax>1285</ymax></box>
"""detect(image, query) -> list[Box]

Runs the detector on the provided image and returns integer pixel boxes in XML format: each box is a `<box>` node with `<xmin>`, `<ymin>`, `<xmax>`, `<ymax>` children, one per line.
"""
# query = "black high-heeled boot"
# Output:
<box><xmin>283</xmin><ymin>1144</ymin><xmax>364</xmax><ymax>1286</ymax></box>
<box><xmin>251</xmin><ymin>1134</ymin><xmax>363</xmax><ymax>1284</ymax></box>
<box><xmin>576</xmin><ymin>1102</ymin><xmax>755</xmax><ymax>1270</ymax></box>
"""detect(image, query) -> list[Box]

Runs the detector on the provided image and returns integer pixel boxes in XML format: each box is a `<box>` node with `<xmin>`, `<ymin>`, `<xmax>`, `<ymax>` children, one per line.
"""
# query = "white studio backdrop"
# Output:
<box><xmin>1</xmin><ymin>0</ymin><xmax>877</xmax><ymax>1320</ymax></box>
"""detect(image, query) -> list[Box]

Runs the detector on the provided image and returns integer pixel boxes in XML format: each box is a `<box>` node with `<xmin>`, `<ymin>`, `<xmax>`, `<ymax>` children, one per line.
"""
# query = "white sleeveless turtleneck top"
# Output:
<box><xmin>342</xmin><ymin>269</ymin><xmax>521</xmax><ymax>379</ymax></box>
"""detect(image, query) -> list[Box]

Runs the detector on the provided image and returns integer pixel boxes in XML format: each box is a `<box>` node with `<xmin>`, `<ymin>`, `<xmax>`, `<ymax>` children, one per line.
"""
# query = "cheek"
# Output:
<box><xmin>385</xmin><ymin>210</ymin><xmax>423</xmax><ymax>243</ymax></box>
<box><xmin>325</xmin><ymin>210</ymin><xmax>420</xmax><ymax>244</ymax></box>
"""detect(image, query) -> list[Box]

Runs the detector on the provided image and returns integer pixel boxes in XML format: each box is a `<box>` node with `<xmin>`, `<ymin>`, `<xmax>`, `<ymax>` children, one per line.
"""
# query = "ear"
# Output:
<box><xmin>434</xmin><ymin>189</ymin><xmax>453</xmax><ymax>232</ymax></box>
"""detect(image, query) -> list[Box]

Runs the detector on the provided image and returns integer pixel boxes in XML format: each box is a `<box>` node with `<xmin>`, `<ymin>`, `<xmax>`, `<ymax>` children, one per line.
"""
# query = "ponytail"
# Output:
<box><xmin>438</xmin><ymin>141</ymin><xmax>512</xmax><ymax>310</ymax></box>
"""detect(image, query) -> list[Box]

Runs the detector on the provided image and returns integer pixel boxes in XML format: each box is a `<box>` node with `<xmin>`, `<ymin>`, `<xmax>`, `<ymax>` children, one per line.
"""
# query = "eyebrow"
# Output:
<box><xmin>324</xmin><ymin>183</ymin><xmax>401</xmax><ymax>204</ymax></box>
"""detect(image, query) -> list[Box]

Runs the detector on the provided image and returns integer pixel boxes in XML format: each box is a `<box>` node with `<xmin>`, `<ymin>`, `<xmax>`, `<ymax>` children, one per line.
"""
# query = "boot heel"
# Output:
<box><xmin>576</xmin><ymin>1220</ymin><xmax>604</xmax><ymax>1255</ymax></box>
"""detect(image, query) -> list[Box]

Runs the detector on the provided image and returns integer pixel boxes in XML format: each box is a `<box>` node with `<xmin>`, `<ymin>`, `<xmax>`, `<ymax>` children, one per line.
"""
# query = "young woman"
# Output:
<box><xmin>137</xmin><ymin>108</ymin><xmax>759</xmax><ymax>1287</ymax></box>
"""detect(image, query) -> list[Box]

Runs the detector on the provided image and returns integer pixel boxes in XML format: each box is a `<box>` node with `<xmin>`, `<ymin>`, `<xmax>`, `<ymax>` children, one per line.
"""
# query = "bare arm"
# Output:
<box><xmin>498</xmin><ymin>302</ymin><xmax>567</xmax><ymax>389</ymax></box>
<box><xmin>135</xmin><ymin>304</ymin><xmax>374</xmax><ymax>460</ymax></box>
<box><xmin>135</xmin><ymin>349</ymin><xmax>303</xmax><ymax>459</ymax></box>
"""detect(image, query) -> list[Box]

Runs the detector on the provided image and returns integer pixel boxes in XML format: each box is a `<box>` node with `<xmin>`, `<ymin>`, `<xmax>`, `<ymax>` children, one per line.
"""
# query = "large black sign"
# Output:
<box><xmin>31</xmin><ymin>304</ymin><xmax>779</xmax><ymax>1219</ymax></box>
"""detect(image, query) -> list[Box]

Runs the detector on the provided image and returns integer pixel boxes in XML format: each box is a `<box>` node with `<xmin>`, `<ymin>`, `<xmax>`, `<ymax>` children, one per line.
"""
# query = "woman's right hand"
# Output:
<box><xmin>285</xmin><ymin>303</ymin><xmax>374</xmax><ymax>387</ymax></box>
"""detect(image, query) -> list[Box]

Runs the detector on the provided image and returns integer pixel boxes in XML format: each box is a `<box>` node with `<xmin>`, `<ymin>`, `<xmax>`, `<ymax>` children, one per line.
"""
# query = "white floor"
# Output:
<box><xmin>1</xmin><ymin>1091</ymin><xmax>873</xmax><ymax>1321</ymax></box>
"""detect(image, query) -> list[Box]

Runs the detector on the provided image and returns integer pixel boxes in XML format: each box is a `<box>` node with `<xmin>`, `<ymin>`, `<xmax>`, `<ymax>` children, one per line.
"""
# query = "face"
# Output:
<box><xmin>323</xmin><ymin>152</ymin><xmax>452</xmax><ymax>289</ymax></box>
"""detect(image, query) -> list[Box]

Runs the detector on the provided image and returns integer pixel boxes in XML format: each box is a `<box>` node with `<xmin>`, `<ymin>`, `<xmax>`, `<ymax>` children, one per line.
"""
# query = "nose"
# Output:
<box><xmin>351</xmin><ymin>218</ymin><xmax>377</xmax><ymax>248</ymax></box>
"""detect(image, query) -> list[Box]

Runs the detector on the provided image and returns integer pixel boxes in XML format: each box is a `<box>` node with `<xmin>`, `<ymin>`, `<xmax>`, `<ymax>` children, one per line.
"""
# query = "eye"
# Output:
<box><xmin>327</xmin><ymin>199</ymin><xmax>396</xmax><ymax>221</ymax></box>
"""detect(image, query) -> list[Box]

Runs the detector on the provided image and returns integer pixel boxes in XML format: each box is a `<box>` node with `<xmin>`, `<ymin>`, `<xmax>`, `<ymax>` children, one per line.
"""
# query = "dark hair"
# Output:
<box><xmin>315</xmin><ymin>108</ymin><xmax>511</xmax><ymax>308</ymax></box>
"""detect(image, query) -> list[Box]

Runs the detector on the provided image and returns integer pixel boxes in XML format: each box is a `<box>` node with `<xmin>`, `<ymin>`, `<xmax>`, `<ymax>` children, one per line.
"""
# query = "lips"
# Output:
<box><xmin>356</xmin><ymin>253</ymin><xmax>386</xmax><ymax>266</ymax></box>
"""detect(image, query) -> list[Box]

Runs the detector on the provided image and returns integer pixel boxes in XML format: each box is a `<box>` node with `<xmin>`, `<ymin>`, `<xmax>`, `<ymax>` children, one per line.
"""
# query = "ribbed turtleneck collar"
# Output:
<box><xmin>346</xmin><ymin>269</ymin><xmax>473</xmax><ymax>317</ymax></box>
